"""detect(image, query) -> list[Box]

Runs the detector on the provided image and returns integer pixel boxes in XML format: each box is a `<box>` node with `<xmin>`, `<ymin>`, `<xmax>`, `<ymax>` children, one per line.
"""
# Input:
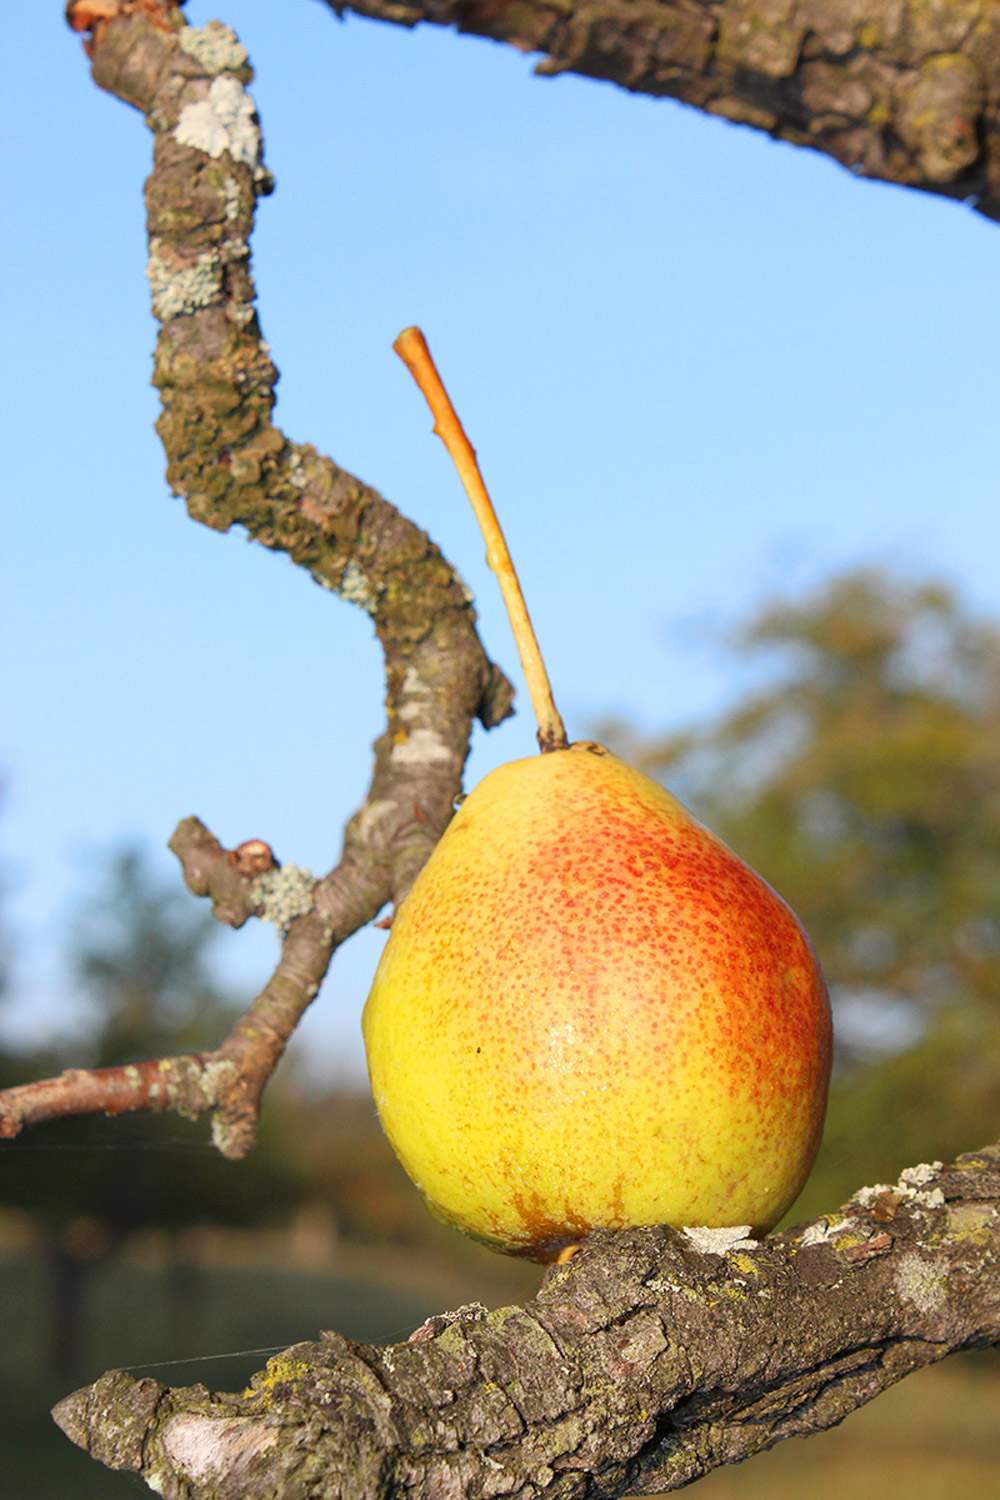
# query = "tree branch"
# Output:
<box><xmin>0</xmin><ymin>0</ymin><xmax>513</xmax><ymax>1153</ymax></box>
<box><xmin>328</xmin><ymin>0</ymin><xmax>1000</xmax><ymax>221</ymax></box>
<box><xmin>1</xmin><ymin>818</ymin><xmax>328</xmax><ymax>1155</ymax></box>
<box><xmin>52</xmin><ymin>1146</ymin><xmax>1000</xmax><ymax>1497</ymax></box>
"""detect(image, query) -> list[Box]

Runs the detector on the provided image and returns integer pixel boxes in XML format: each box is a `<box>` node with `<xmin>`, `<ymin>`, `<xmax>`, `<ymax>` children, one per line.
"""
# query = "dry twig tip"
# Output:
<box><xmin>393</xmin><ymin>326</ymin><xmax>568</xmax><ymax>753</ymax></box>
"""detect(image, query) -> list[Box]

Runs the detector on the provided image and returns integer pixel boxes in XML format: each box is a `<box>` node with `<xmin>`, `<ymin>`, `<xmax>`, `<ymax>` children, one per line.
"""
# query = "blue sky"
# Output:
<box><xmin>4</xmin><ymin>3</ymin><xmax>999</xmax><ymax>1076</ymax></box>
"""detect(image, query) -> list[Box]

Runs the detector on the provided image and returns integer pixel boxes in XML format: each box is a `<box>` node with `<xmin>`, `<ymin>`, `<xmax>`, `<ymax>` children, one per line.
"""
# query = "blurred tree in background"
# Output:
<box><xmin>70</xmin><ymin>844</ymin><xmax>244</xmax><ymax>1063</ymax></box>
<box><xmin>0</xmin><ymin>788</ymin><xmax>20</xmax><ymax>1094</ymax></box>
<box><xmin>0</xmin><ymin>845</ymin><xmax>304</xmax><ymax>1372</ymax></box>
<box><xmin>607</xmin><ymin>568</ymin><xmax>1000</xmax><ymax>1216</ymax></box>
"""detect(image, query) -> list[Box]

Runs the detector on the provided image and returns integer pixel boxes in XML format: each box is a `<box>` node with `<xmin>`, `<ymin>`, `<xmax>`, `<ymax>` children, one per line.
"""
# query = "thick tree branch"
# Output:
<box><xmin>83</xmin><ymin>0</ymin><xmax>514</xmax><ymax>902</ymax></box>
<box><xmin>52</xmin><ymin>1147</ymin><xmax>1000</xmax><ymax>1497</ymax></box>
<box><xmin>328</xmin><ymin>0</ymin><xmax>1000</xmax><ymax>221</ymax></box>
<box><xmin>0</xmin><ymin>1</ymin><xmax>513</xmax><ymax>1153</ymax></box>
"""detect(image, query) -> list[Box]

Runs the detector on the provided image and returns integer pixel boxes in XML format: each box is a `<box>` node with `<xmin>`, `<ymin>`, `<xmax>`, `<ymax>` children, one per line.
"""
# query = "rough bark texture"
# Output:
<box><xmin>53</xmin><ymin>1149</ymin><xmax>1000</xmax><ymax>1497</ymax></box>
<box><xmin>328</xmin><ymin>0</ymin><xmax>1000</xmax><ymax>220</ymax></box>
<box><xmin>111</xmin><ymin>6</ymin><xmax>514</xmax><ymax>911</ymax></box>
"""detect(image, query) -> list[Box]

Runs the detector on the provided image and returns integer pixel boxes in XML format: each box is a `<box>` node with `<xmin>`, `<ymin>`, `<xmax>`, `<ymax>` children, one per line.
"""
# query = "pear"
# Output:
<box><xmin>363</xmin><ymin>329</ymin><xmax>832</xmax><ymax>1262</ymax></box>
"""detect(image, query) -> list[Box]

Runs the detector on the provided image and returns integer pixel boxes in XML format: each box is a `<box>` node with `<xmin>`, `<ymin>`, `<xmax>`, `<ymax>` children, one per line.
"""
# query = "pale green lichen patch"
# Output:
<box><xmin>175</xmin><ymin>76</ymin><xmax>260</xmax><ymax>168</ymax></box>
<box><xmin>434</xmin><ymin>1308</ymin><xmax>490</xmax><ymax>1355</ymax></box>
<box><xmin>799</xmin><ymin>1216</ymin><xmax>857</xmax><ymax>1246</ymax></box>
<box><xmin>645</xmin><ymin>1277</ymin><xmax>702</xmax><ymax>1303</ymax></box>
<box><xmin>179</xmin><ymin>21</ymin><xmax>249</xmax><ymax>75</ymax></box>
<box><xmin>681</xmin><ymin>1225</ymin><xmax>755</xmax><ymax>1254</ymax></box>
<box><xmin>853</xmin><ymin>1183</ymin><xmax>896</xmax><ymax>1203</ymax></box>
<box><xmin>899</xmin><ymin>1162</ymin><xmax>943</xmax><ymax>1188</ymax></box>
<box><xmin>253</xmin><ymin>864</ymin><xmax>317</xmax><ymax>932</ymax></box>
<box><xmin>339</xmin><ymin>558</ymin><xmax>378</xmax><ymax>614</ymax></box>
<box><xmin>210</xmin><ymin>1114</ymin><xmax>240</xmax><ymax>1155</ymax></box>
<box><xmin>223</xmin><ymin>176</ymin><xmax>242</xmax><ymax>222</ymax></box>
<box><xmin>286</xmin><ymin>451</ymin><xmax>309</xmax><ymax>490</ymax></box>
<box><xmin>855</xmin><ymin>1178</ymin><xmax>944</xmax><ymax>1213</ymax></box>
<box><xmin>147</xmin><ymin>245</ymin><xmax>221</xmax><ymax>320</ymax></box>
<box><xmin>226</xmin><ymin>300</ymin><xmax>256</xmax><ymax>328</ymax></box>
<box><xmin>200</xmin><ymin>1062</ymin><xmax>238</xmax><ymax>1140</ymax></box>
<box><xmin>896</xmin><ymin>1250</ymin><xmax>947</xmax><ymax>1315</ymax></box>
<box><xmin>945</xmin><ymin>1201</ymin><xmax>997</xmax><ymax>1243</ymax></box>
<box><xmin>486</xmin><ymin>1306</ymin><xmax>570</xmax><ymax>1370</ymax></box>
<box><xmin>484</xmin><ymin>1305</ymin><xmax>523</xmax><ymax>1333</ymax></box>
<box><xmin>391</xmin><ymin>727</ymin><xmax>455</xmax><ymax>768</ymax></box>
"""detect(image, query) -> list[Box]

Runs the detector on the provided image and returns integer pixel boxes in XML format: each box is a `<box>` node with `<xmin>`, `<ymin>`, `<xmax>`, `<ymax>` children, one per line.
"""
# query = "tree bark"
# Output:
<box><xmin>327</xmin><ymin>0</ymin><xmax>1000</xmax><ymax>220</ymax></box>
<box><xmin>53</xmin><ymin>1148</ymin><xmax>1000</xmax><ymax>1497</ymax></box>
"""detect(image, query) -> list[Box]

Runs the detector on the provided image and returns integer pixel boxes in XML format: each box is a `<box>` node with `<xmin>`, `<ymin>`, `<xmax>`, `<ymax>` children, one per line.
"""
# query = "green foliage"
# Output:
<box><xmin>613</xmin><ymin>568</ymin><xmax>1000</xmax><ymax>1210</ymax></box>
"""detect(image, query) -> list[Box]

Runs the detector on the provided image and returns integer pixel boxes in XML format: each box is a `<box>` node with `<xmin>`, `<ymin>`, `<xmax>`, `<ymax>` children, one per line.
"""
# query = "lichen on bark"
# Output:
<box><xmin>85</xmin><ymin>7</ymin><xmax>518</xmax><ymax>931</ymax></box>
<box><xmin>51</xmin><ymin>1149</ymin><xmax>1000</xmax><ymax>1498</ymax></box>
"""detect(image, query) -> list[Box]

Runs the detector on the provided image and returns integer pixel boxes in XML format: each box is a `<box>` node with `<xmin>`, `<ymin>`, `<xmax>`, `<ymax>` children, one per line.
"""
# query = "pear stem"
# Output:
<box><xmin>394</xmin><ymin>326</ymin><xmax>569</xmax><ymax>753</ymax></box>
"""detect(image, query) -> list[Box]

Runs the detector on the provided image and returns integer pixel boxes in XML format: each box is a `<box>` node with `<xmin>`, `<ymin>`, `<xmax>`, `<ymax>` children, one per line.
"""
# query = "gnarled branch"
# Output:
<box><xmin>52</xmin><ymin>1148</ymin><xmax>1000</xmax><ymax>1497</ymax></box>
<box><xmin>0</xmin><ymin>0</ymin><xmax>512</xmax><ymax>1155</ymax></box>
<box><xmin>328</xmin><ymin>0</ymin><xmax>1000</xmax><ymax>221</ymax></box>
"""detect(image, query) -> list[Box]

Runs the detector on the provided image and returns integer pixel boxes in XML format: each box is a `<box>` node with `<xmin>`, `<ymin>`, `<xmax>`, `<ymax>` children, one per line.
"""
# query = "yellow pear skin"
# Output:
<box><xmin>363</xmin><ymin>742</ymin><xmax>832</xmax><ymax>1262</ymax></box>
